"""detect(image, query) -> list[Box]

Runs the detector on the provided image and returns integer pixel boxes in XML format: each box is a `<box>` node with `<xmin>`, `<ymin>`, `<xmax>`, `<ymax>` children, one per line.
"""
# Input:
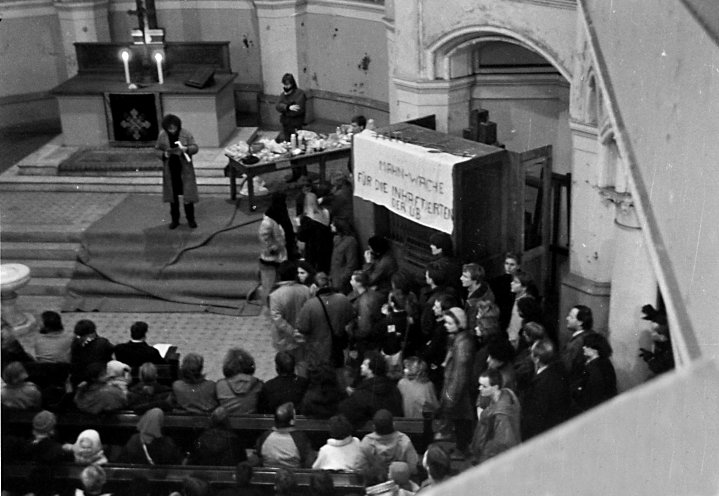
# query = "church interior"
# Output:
<box><xmin>1</xmin><ymin>0</ymin><xmax>718</xmax><ymax>494</ymax></box>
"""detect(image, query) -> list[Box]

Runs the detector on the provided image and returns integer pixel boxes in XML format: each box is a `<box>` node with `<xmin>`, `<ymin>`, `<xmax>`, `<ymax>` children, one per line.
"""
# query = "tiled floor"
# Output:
<box><xmin>13</xmin><ymin>307</ymin><xmax>276</xmax><ymax>382</ymax></box>
<box><xmin>0</xmin><ymin>192</ymin><xmax>127</xmax><ymax>230</ymax></box>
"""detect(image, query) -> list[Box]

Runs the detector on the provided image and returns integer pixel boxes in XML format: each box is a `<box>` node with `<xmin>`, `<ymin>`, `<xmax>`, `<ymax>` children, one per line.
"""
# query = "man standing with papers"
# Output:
<box><xmin>114</xmin><ymin>321</ymin><xmax>166</xmax><ymax>375</ymax></box>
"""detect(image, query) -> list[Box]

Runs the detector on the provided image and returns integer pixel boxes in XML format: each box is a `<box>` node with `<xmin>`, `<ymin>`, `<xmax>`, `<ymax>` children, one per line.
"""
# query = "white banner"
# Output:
<box><xmin>353</xmin><ymin>130</ymin><xmax>464</xmax><ymax>234</ymax></box>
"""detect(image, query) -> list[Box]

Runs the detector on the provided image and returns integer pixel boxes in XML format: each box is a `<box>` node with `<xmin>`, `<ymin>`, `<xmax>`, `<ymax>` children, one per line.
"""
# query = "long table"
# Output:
<box><xmin>227</xmin><ymin>145</ymin><xmax>351</xmax><ymax>211</ymax></box>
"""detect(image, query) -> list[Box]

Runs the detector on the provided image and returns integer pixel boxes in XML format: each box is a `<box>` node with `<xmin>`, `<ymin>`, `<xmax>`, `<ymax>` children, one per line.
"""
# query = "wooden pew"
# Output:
<box><xmin>2</xmin><ymin>410</ymin><xmax>433</xmax><ymax>453</ymax></box>
<box><xmin>1</xmin><ymin>463</ymin><xmax>366</xmax><ymax>495</ymax></box>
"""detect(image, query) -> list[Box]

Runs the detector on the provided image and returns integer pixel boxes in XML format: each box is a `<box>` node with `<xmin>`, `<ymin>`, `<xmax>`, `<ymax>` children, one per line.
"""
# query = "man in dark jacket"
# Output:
<box><xmin>437</xmin><ymin>307</ymin><xmax>475</xmax><ymax>454</ymax></box>
<box><xmin>113</xmin><ymin>321</ymin><xmax>165</xmax><ymax>374</ymax></box>
<box><xmin>256</xmin><ymin>402</ymin><xmax>316</xmax><ymax>468</ymax></box>
<box><xmin>269</xmin><ymin>262</ymin><xmax>311</xmax><ymax>376</ymax></box>
<box><xmin>70</xmin><ymin>319</ymin><xmax>114</xmax><ymax>389</ymax></box>
<box><xmin>521</xmin><ymin>339</ymin><xmax>570</xmax><ymax>440</ymax></box>
<box><xmin>469</xmin><ymin>369</ymin><xmax>521</xmax><ymax>464</ymax></box>
<box><xmin>428</xmin><ymin>232</ymin><xmax>463</xmax><ymax>296</ymax></box>
<box><xmin>297</xmin><ymin>272</ymin><xmax>354</xmax><ymax>370</ymax></box>
<box><xmin>189</xmin><ymin>406</ymin><xmax>247</xmax><ymax>466</ymax></box>
<box><xmin>489</xmin><ymin>252</ymin><xmax>521</xmax><ymax>331</ymax></box>
<box><xmin>339</xmin><ymin>351</ymin><xmax>403</xmax><ymax>427</ymax></box>
<box><xmin>461</xmin><ymin>263</ymin><xmax>495</xmax><ymax>332</ymax></box>
<box><xmin>562</xmin><ymin>305</ymin><xmax>609</xmax><ymax>398</ymax></box>
<box><xmin>347</xmin><ymin>270</ymin><xmax>385</xmax><ymax>356</ymax></box>
<box><xmin>257</xmin><ymin>352</ymin><xmax>308</xmax><ymax>414</ymax></box>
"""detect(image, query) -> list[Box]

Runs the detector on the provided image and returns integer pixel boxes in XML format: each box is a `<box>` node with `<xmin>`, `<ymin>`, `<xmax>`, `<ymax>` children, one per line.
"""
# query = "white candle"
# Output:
<box><xmin>121</xmin><ymin>50</ymin><xmax>131</xmax><ymax>84</ymax></box>
<box><xmin>154</xmin><ymin>52</ymin><xmax>164</xmax><ymax>84</ymax></box>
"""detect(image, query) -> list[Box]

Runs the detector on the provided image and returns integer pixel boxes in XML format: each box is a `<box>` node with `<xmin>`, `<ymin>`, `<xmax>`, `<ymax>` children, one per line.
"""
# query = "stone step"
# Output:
<box><xmin>0</xmin><ymin>176</ymin><xmax>232</xmax><ymax>195</ymax></box>
<box><xmin>2</xmin><ymin>260</ymin><xmax>77</xmax><ymax>279</ymax></box>
<box><xmin>1</xmin><ymin>228</ymin><xmax>83</xmax><ymax>244</ymax></box>
<box><xmin>1</xmin><ymin>242</ymin><xmax>79</xmax><ymax>261</ymax></box>
<box><xmin>2</xmin><ymin>126</ymin><xmax>258</xmax><ymax>194</ymax></box>
<box><xmin>58</xmin><ymin>277</ymin><xmax>256</xmax><ymax>298</ymax></box>
<box><xmin>18</xmin><ymin>277</ymin><xmax>70</xmax><ymax>296</ymax></box>
<box><xmin>68</xmin><ymin>259</ymin><xmax>258</xmax><ymax>280</ymax></box>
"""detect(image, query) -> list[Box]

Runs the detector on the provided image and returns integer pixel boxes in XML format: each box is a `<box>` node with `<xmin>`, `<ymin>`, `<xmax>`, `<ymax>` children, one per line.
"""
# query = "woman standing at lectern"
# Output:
<box><xmin>156</xmin><ymin>114</ymin><xmax>199</xmax><ymax>229</ymax></box>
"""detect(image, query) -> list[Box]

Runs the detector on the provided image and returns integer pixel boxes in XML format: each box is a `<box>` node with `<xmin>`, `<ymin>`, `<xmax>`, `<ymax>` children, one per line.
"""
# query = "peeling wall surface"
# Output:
<box><xmin>584</xmin><ymin>0</ymin><xmax>719</xmax><ymax>359</ymax></box>
<box><xmin>302</xmin><ymin>11</ymin><xmax>388</xmax><ymax>103</ymax></box>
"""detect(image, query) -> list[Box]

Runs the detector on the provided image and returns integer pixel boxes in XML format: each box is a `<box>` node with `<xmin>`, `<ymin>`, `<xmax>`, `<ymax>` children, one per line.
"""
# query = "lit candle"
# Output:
<box><xmin>154</xmin><ymin>52</ymin><xmax>164</xmax><ymax>85</ymax></box>
<box><xmin>121</xmin><ymin>50</ymin><xmax>131</xmax><ymax>84</ymax></box>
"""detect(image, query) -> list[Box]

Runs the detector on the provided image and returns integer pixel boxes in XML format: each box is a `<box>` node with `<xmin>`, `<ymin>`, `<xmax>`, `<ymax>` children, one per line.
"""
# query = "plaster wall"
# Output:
<box><xmin>301</xmin><ymin>11</ymin><xmax>388</xmax><ymax>106</ymax></box>
<box><xmin>0</xmin><ymin>9</ymin><xmax>67</xmax><ymax>97</ymax></box>
<box><xmin>472</xmin><ymin>78</ymin><xmax>571</xmax><ymax>173</ymax></box>
<box><xmin>608</xmin><ymin>217</ymin><xmax>659</xmax><ymax>392</ymax></box>
<box><xmin>583</xmin><ymin>0</ymin><xmax>719</xmax><ymax>359</ymax></box>
<box><xmin>568</xmin><ymin>125</ymin><xmax>615</xmax><ymax>283</ymax></box>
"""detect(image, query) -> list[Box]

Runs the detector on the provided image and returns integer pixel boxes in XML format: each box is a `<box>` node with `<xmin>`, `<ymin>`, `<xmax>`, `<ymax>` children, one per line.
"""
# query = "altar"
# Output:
<box><xmin>51</xmin><ymin>41</ymin><xmax>237</xmax><ymax>148</ymax></box>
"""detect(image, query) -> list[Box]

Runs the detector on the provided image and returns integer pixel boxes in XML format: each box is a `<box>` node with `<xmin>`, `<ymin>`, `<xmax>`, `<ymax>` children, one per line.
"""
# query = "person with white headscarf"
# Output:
<box><xmin>63</xmin><ymin>429</ymin><xmax>108</xmax><ymax>465</ymax></box>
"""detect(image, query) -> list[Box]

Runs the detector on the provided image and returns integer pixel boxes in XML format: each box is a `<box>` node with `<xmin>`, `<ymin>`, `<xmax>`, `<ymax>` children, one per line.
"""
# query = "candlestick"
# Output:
<box><xmin>154</xmin><ymin>52</ymin><xmax>164</xmax><ymax>84</ymax></box>
<box><xmin>121</xmin><ymin>50</ymin><xmax>131</xmax><ymax>84</ymax></box>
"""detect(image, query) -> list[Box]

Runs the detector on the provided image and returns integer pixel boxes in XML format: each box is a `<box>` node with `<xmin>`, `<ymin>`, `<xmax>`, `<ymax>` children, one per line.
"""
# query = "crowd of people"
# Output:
<box><xmin>1</xmin><ymin>176</ymin><xmax>676</xmax><ymax>495</ymax></box>
<box><xmin>2</xmin><ymin>88</ymin><xmax>675</xmax><ymax>493</ymax></box>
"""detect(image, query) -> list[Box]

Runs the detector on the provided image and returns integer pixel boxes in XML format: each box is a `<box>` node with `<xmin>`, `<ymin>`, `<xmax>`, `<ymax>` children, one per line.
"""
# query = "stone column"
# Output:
<box><xmin>255</xmin><ymin>0</ymin><xmax>304</xmax><ymax>126</ymax></box>
<box><xmin>54</xmin><ymin>0</ymin><xmax>111</xmax><ymax>77</ymax></box>
<box><xmin>604</xmin><ymin>190</ymin><xmax>657</xmax><ymax>392</ymax></box>
<box><xmin>560</xmin><ymin>120</ymin><xmax>615</xmax><ymax>339</ymax></box>
<box><xmin>392</xmin><ymin>76</ymin><xmax>473</xmax><ymax>134</ymax></box>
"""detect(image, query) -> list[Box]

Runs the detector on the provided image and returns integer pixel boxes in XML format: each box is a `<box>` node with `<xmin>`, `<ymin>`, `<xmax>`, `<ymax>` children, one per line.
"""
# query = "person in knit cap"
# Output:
<box><xmin>360</xmin><ymin>409</ymin><xmax>419</xmax><ymax>485</ymax></box>
<box><xmin>312</xmin><ymin>414</ymin><xmax>366</xmax><ymax>471</ymax></box>
<box><xmin>1</xmin><ymin>361</ymin><xmax>42</xmax><ymax>410</ymax></box>
<box><xmin>19</xmin><ymin>410</ymin><xmax>74</xmax><ymax>496</ymax></box>
<box><xmin>28</xmin><ymin>410</ymin><xmax>73</xmax><ymax>463</ymax></box>
<box><xmin>63</xmin><ymin>429</ymin><xmax>108</xmax><ymax>465</ymax></box>
<box><xmin>436</xmin><ymin>307</ymin><xmax>476</xmax><ymax>456</ymax></box>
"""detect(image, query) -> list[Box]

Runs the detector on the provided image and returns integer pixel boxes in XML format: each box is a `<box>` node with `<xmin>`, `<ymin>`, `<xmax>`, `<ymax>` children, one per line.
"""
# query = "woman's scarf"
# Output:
<box><xmin>138</xmin><ymin>407</ymin><xmax>164</xmax><ymax>444</ymax></box>
<box><xmin>72</xmin><ymin>429</ymin><xmax>108</xmax><ymax>465</ymax></box>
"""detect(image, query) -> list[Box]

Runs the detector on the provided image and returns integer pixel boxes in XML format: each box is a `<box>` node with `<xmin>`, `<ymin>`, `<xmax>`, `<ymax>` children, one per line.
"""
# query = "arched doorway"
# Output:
<box><xmin>428</xmin><ymin>30</ymin><xmax>572</xmax><ymax>322</ymax></box>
